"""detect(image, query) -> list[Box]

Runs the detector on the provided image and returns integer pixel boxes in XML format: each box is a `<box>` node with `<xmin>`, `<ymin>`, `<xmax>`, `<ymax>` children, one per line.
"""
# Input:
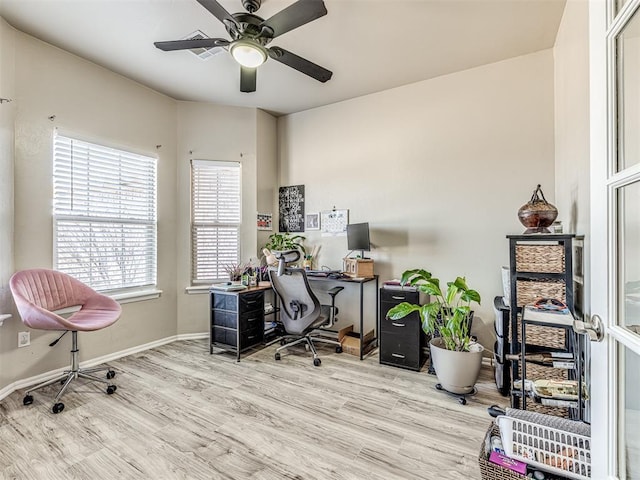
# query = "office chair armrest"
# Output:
<box><xmin>319</xmin><ymin>286</ymin><xmax>344</xmax><ymax>329</ymax></box>
<box><xmin>327</xmin><ymin>286</ymin><xmax>344</xmax><ymax>298</ymax></box>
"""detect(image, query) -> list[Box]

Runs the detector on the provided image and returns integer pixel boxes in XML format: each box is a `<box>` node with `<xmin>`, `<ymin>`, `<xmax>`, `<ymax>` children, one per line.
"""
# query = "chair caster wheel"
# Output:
<box><xmin>106</xmin><ymin>370</ymin><xmax>116</xmax><ymax>379</ymax></box>
<box><xmin>435</xmin><ymin>383</ymin><xmax>443</xmax><ymax>391</ymax></box>
<box><xmin>280</xmin><ymin>339</ymin><xmax>287</xmax><ymax>346</ymax></box>
<box><xmin>275</xmin><ymin>353</ymin><xmax>281</xmax><ymax>361</ymax></box>
<box><xmin>459</xmin><ymin>397</ymin><xmax>467</xmax><ymax>405</ymax></box>
<box><xmin>106</xmin><ymin>385</ymin><xmax>117</xmax><ymax>395</ymax></box>
<box><xmin>23</xmin><ymin>395</ymin><xmax>33</xmax><ymax>406</ymax></box>
<box><xmin>313</xmin><ymin>358</ymin><xmax>321</xmax><ymax>367</ymax></box>
<box><xmin>52</xmin><ymin>402</ymin><xmax>65</xmax><ymax>414</ymax></box>
<box><xmin>335</xmin><ymin>346</ymin><xmax>343</xmax><ymax>354</ymax></box>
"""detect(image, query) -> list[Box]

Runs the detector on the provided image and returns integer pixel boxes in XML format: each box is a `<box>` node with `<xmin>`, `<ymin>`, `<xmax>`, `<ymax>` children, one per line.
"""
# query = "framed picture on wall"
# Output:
<box><xmin>320</xmin><ymin>209</ymin><xmax>348</xmax><ymax>237</ymax></box>
<box><xmin>305</xmin><ymin>213</ymin><xmax>320</xmax><ymax>231</ymax></box>
<box><xmin>257</xmin><ymin>213</ymin><xmax>272</xmax><ymax>231</ymax></box>
<box><xmin>278</xmin><ymin>185</ymin><xmax>305</xmax><ymax>233</ymax></box>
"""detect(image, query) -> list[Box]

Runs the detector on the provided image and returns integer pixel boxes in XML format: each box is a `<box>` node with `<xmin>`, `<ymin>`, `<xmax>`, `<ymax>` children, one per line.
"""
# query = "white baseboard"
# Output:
<box><xmin>0</xmin><ymin>332</ymin><xmax>208</xmax><ymax>402</ymax></box>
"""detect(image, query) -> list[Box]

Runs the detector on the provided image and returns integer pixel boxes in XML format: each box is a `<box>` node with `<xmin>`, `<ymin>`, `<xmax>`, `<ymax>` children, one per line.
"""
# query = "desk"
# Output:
<box><xmin>209</xmin><ymin>277</ymin><xmax>379</xmax><ymax>362</ymax></box>
<box><xmin>307</xmin><ymin>275</ymin><xmax>379</xmax><ymax>360</ymax></box>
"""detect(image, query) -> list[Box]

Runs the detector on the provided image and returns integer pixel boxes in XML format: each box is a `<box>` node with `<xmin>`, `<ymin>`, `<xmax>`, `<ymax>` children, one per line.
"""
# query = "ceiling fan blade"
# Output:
<box><xmin>240</xmin><ymin>66</ymin><xmax>257</xmax><ymax>93</ymax></box>
<box><xmin>268</xmin><ymin>47</ymin><xmax>332</xmax><ymax>83</ymax></box>
<box><xmin>260</xmin><ymin>0</ymin><xmax>327</xmax><ymax>39</ymax></box>
<box><xmin>154</xmin><ymin>38</ymin><xmax>229</xmax><ymax>51</ymax></box>
<box><xmin>195</xmin><ymin>0</ymin><xmax>239</xmax><ymax>29</ymax></box>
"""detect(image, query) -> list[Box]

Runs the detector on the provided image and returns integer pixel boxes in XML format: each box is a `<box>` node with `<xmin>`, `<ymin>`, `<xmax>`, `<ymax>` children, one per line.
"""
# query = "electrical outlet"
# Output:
<box><xmin>18</xmin><ymin>331</ymin><xmax>30</xmax><ymax>348</ymax></box>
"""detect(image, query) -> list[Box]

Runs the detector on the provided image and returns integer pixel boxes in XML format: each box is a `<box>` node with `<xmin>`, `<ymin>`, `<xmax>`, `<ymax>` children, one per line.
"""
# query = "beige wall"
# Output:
<box><xmin>0</xmin><ymin>12</ymin><xmax>591</xmax><ymax>390</ymax></box>
<box><xmin>0</xmin><ymin>23</ymin><xmax>274</xmax><ymax>391</ymax></box>
<box><xmin>554</xmin><ymin>0</ymin><xmax>590</xmax><ymax>242</ymax></box>
<box><xmin>277</xmin><ymin>50</ymin><xmax>557</xmax><ymax>349</ymax></box>
<box><xmin>553</xmin><ymin>0</ymin><xmax>591</xmax><ymax>318</ymax></box>
<box><xmin>0</xmin><ymin>17</ymin><xmax>16</xmax><ymax>389</ymax></box>
<box><xmin>256</xmin><ymin>109</ymin><xmax>278</xmax><ymax>255</ymax></box>
<box><xmin>8</xmin><ymin>29</ymin><xmax>179</xmax><ymax>381</ymax></box>
<box><xmin>175</xmin><ymin>102</ymin><xmax>276</xmax><ymax>335</ymax></box>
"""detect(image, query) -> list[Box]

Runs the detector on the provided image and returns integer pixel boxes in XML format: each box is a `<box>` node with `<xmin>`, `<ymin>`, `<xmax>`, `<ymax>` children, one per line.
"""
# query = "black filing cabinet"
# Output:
<box><xmin>379</xmin><ymin>288</ymin><xmax>426</xmax><ymax>371</ymax></box>
<box><xmin>210</xmin><ymin>288</ymin><xmax>265</xmax><ymax>361</ymax></box>
<box><xmin>493</xmin><ymin>296</ymin><xmax>510</xmax><ymax>396</ymax></box>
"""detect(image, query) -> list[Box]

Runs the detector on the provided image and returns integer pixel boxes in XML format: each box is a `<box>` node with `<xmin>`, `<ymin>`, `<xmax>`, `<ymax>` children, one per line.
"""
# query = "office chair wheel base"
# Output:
<box><xmin>313</xmin><ymin>358</ymin><xmax>321</xmax><ymax>367</ymax></box>
<box><xmin>274</xmin><ymin>352</ymin><xmax>281</xmax><ymax>361</ymax></box>
<box><xmin>459</xmin><ymin>397</ymin><xmax>467</xmax><ymax>405</ymax></box>
<box><xmin>106</xmin><ymin>370</ymin><xmax>116</xmax><ymax>379</ymax></box>
<box><xmin>52</xmin><ymin>402</ymin><xmax>64</xmax><ymax>414</ymax></box>
<box><xmin>106</xmin><ymin>385</ymin><xmax>117</xmax><ymax>395</ymax></box>
<box><xmin>23</xmin><ymin>395</ymin><xmax>33</xmax><ymax>406</ymax></box>
<box><xmin>335</xmin><ymin>346</ymin><xmax>343</xmax><ymax>353</ymax></box>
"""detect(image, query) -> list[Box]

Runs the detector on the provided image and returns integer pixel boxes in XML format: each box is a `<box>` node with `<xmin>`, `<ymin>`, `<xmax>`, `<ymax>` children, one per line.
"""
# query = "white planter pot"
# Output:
<box><xmin>429</xmin><ymin>337</ymin><xmax>484</xmax><ymax>394</ymax></box>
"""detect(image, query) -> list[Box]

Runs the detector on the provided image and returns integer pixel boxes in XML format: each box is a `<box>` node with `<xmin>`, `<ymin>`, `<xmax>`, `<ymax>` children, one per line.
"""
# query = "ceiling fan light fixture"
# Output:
<box><xmin>230</xmin><ymin>40</ymin><xmax>267</xmax><ymax>68</ymax></box>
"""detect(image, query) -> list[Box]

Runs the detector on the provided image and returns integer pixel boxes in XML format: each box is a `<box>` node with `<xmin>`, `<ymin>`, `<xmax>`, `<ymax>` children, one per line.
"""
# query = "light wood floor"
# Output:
<box><xmin>0</xmin><ymin>339</ymin><xmax>505</xmax><ymax>479</ymax></box>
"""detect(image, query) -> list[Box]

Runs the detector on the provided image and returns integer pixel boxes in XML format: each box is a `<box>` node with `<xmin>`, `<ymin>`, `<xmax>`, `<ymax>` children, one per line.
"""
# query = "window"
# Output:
<box><xmin>53</xmin><ymin>133</ymin><xmax>157</xmax><ymax>292</ymax></box>
<box><xmin>191</xmin><ymin>160</ymin><xmax>241</xmax><ymax>283</ymax></box>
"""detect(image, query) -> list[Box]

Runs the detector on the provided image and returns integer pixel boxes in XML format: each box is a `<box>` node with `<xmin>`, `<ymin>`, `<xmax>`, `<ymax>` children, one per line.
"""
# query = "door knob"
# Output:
<box><xmin>573</xmin><ymin>314</ymin><xmax>605</xmax><ymax>342</ymax></box>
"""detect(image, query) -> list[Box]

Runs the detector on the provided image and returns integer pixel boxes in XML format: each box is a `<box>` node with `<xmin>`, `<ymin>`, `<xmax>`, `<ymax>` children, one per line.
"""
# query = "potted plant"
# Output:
<box><xmin>223</xmin><ymin>262</ymin><xmax>249</xmax><ymax>282</ymax></box>
<box><xmin>262</xmin><ymin>232</ymin><xmax>306</xmax><ymax>266</ymax></box>
<box><xmin>387</xmin><ymin>268</ymin><xmax>483</xmax><ymax>395</ymax></box>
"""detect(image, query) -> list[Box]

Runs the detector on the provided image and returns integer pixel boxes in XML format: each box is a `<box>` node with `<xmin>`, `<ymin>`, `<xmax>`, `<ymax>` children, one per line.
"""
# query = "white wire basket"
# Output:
<box><xmin>497</xmin><ymin>416</ymin><xmax>591</xmax><ymax>479</ymax></box>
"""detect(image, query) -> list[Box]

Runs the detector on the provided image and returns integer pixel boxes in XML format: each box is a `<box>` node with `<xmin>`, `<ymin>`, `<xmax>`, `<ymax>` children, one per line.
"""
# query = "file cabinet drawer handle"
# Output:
<box><xmin>391</xmin><ymin>322</ymin><xmax>406</xmax><ymax>327</ymax></box>
<box><xmin>247</xmin><ymin>316</ymin><xmax>258</xmax><ymax>323</ymax></box>
<box><xmin>391</xmin><ymin>353</ymin><xmax>405</xmax><ymax>359</ymax></box>
<box><xmin>247</xmin><ymin>335</ymin><xmax>257</xmax><ymax>340</ymax></box>
<box><xmin>391</xmin><ymin>295</ymin><xmax>405</xmax><ymax>300</ymax></box>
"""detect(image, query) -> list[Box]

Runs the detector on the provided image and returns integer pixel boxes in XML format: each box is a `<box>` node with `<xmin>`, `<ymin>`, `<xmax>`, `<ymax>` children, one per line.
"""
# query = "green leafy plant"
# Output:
<box><xmin>263</xmin><ymin>232</ymin><xmax>306</xmax><ymax>255</ymax></box>
<box><xmin>387</xmin><ymin>269</ymin><xmax>481</xmax><ymax>352</ymax></box>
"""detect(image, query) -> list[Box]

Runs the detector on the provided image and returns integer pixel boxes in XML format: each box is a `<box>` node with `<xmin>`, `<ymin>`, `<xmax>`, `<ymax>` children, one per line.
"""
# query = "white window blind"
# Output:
<box><xmin>191</xmin><ymin>160</ymin><xmax>241</xmax><ymax>283</ymax></box>
<box><xmin>53</xmin><ymin>134</ymin><xmax>157</xmax><ymax>292</ymax></box>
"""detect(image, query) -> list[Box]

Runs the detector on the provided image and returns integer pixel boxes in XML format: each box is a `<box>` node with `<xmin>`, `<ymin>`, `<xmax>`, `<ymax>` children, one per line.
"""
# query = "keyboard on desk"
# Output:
<box><xmin>305</xmin><ymin>269</ymin><xmax>341</xmax><ymax>278</ymax></box>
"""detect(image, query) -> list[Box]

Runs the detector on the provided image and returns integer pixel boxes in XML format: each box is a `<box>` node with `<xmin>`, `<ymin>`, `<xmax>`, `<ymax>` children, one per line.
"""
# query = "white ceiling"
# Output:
<box><xmin>0</xmin><ymin>0</ymin><xmax>567</xmax><ymax>116</ymax></box>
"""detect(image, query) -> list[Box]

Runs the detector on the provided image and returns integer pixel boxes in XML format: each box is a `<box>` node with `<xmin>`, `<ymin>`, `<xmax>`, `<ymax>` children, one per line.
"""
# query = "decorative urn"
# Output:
<box><xmin>517</xmin><ymin>184</ymin><xmax>558</xmax><ymax>233</ymax></box>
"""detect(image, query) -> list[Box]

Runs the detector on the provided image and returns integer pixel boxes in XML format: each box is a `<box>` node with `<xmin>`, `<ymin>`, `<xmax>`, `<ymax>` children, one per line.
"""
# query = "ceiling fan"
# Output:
<box><xmin>154</xmin><ymin>0</ymin><xmax>332</xmax><ymax>93</ymax></box>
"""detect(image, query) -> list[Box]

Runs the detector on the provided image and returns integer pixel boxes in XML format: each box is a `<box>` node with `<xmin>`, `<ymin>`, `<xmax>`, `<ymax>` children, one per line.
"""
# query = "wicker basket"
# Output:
<box><xmin>515</xmin><ymin>245</ymin><xmax>565</xmax><ymax>273</ymax></box>
<box><xmin>517</xmin><ymin>317</ymin><xmax>566</xmax><ymax>349</ymax></box>
<box><xmin>516</xmin><ymin>279</ymin><xmax>565</xmax><ymax>307</ymax></box>
<box><xmin>478</xmin><ymin>424</ymin><xmax>528</xmax><ymax>480</ymax></box>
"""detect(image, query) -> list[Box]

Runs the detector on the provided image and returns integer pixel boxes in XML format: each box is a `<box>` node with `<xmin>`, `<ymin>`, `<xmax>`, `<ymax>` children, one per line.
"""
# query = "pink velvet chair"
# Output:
<box><xmin>10</xmin><ymin>269</ymin><xmax>122</xmax><ymax>414</ymax></box>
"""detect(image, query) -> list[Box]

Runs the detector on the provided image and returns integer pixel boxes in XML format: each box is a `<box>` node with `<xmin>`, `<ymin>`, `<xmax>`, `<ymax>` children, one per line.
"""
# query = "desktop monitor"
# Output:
<box><xmin>347</xmin><ymin>222</ymin><xmax>370</xmax><ymax>258</ymax></box>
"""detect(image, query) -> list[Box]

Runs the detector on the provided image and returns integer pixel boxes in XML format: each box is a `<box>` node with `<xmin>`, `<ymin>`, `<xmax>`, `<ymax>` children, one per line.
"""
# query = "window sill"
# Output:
<box><xmin>55</xmin><ymin>289</ymin><xmax>163</xmax><ymax>315</ymax></box>
<box><xmin>185</xmin><ymin>286</ymin><xmax>210</xmax><ymax>295</ymax></box>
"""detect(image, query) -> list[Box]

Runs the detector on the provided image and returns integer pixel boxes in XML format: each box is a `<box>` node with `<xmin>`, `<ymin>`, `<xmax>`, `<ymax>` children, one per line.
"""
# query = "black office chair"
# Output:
<box><xmin>269</xmin><ymin>250</ymin><xmax>344</xmax><ymax>366</ymax></box>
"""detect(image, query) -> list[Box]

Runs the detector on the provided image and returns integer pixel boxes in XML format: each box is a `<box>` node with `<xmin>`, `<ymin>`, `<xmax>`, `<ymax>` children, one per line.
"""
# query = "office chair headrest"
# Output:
<box><xmin>274</xmin><ymin>249</ymin><xmax>301</xmax><ymax>276</ymax></box>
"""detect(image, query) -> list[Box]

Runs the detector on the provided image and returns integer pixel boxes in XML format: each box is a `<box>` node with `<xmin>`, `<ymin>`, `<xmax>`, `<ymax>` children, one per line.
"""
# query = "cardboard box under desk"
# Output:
<box><xmin>313</xmin><ymin>324</ymin><xmax>354</xmax><ymax>342</ymax></box>
<box><xmin>340</xmin><ymin>325</ymin><xmax>375</xmax><ymax>356</ymax></box>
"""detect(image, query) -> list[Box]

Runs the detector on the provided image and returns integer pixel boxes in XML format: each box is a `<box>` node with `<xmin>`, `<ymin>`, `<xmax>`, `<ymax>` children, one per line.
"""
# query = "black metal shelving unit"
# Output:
<box><xmin>507</xmin><ymin>233</ymin><xmax>586</xmax><ymax>420</ymax></box>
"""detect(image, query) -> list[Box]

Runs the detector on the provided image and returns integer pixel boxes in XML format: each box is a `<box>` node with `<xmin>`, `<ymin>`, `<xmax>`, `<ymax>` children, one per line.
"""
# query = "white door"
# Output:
<box><xmin>591</xmin><ymin>0</ymin><xmax>640</xmax><ymax>477</ymax></box>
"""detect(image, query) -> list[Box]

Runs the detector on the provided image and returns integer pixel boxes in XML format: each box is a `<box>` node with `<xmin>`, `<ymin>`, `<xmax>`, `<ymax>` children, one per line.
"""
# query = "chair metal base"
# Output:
<box><xmin>275</xmin><ymin>333</ymin><xmax>343</xmax><ymax>366</ymax></box>
<box><xmin>23</xmin><ymin>331</ymin><xmax>117</xmax><ymax>413</ymax></box>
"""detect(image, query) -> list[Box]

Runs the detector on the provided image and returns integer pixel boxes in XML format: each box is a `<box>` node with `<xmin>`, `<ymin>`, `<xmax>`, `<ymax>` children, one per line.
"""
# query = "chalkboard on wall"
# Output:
<box><xmin>279</xmin><ymin>185</ymin><xmax>305</xmax><ymax>233</ymax></box>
